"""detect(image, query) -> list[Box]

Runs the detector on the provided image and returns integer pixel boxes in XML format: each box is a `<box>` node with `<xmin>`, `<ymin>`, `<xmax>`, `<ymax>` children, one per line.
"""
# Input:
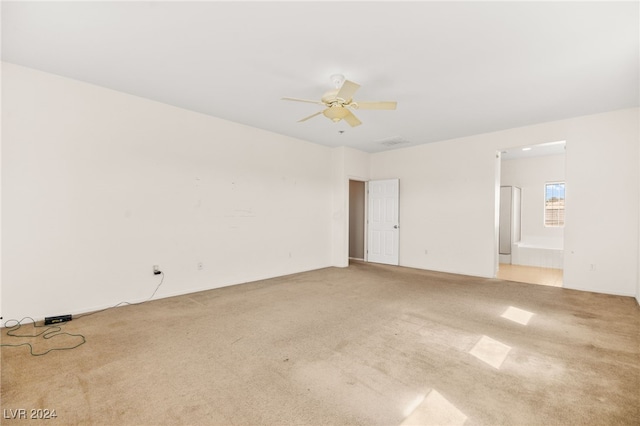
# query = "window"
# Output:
<box><xmin>545</xmin><ymin>182</ymin><xmax>565</xmax><ymax>227</ymax></box>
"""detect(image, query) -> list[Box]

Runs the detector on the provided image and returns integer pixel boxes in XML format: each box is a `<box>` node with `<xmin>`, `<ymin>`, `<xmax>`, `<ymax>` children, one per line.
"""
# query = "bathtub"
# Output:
<box><xmin>511</xmin><ymin>241</ymin><xmax>564</xmax><ymax>269</ymax></box>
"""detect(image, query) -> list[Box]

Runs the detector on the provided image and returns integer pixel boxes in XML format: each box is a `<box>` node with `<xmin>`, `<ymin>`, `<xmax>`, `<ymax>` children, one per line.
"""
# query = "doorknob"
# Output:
<box><xmin>394</xmin><ymin>225</ymin><xmax>399</xmax><ymax>229</ymax></box>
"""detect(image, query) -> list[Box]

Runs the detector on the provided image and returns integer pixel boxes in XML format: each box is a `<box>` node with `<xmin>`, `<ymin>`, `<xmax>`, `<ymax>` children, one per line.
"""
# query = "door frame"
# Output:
<box><xmin>348</xmin><ymin>179</ymin><xmax>367</xmax><ymax>261</ymax></box>
<box><xmin>345</xmin><ymin>177</ymin><xmax>400</xmax><ymax>266</ymax></box>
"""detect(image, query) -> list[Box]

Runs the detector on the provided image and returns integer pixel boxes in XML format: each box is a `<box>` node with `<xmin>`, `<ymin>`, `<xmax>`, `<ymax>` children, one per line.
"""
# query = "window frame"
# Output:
<box><xmin>544</xmin><ymin>181</ymin><xmax>565</xmax><ymax>228</ymax></box>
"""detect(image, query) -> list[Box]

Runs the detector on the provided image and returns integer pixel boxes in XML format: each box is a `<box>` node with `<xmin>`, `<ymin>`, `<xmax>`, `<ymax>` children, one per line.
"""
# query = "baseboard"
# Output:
<box><xmin>1</xmin><ymin>264</ymin><xmax>335</xmax><ymax>327</ymax></box>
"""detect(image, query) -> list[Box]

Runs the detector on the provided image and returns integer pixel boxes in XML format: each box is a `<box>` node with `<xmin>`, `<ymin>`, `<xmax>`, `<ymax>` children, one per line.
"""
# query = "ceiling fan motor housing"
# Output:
<box><xmin>322</xmin><ymin>89</ymin><xmax>347</xmax><ymax>105</ymax></box>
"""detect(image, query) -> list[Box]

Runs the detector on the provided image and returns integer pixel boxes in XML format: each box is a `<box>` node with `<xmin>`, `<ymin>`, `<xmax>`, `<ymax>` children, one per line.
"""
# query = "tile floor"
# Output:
<box><xmin>497</xmin><ymin>263</ymin><xmax>563</xmax><ymax>287</ymax></box>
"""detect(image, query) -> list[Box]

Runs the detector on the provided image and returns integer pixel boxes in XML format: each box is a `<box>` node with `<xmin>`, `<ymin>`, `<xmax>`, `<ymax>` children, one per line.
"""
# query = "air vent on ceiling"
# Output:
<box><xmin>378</xmin><ymin>136</ymin><xmax>411</xmax><ymax>147</ymax></box>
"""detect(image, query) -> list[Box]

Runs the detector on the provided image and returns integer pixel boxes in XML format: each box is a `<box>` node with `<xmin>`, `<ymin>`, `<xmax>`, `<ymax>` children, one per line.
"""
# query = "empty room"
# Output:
<box><xmin>1</xmin><ymin>2</ymin><xmax>638</xmax><ymax>425</ymax></box>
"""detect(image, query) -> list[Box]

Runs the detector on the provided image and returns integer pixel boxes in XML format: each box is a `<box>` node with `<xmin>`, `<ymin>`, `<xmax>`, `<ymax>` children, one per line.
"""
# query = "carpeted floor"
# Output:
<box><xmin>1</xmin><ymin>262</ymin><xmax>639</xmax><ymax>425</ymax></box>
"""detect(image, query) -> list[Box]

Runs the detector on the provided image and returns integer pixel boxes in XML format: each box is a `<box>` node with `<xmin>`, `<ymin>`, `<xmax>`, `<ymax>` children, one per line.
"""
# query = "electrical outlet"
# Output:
<box><xmin>153</xmin><ymin>265</ymin><xmax>161</xmax><ymax>275</ymax></box>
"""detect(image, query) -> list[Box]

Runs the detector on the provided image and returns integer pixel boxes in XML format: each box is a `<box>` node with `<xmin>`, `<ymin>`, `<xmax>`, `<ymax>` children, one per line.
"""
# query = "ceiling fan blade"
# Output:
<box><xmin>336</xmin><ymin>80</ymin><xmax>360</xmax><ymax>102</ymax></box>
<box><xmin>354</xmin><ymin>101</ymin><xmax>397</xmax><ymax>110</ymax></box>
<box><xmin>343</xmin><ymin>110</ymin><xmax>362</xmax><ymax>127</ymax></box>
<box><xmin>282</xmin><ymin>97</ymin><xmax>325</xmax><ymax>105</ymax></box>
<box><xmin>297</xmin><ymin>111</ymin><xmax>323</xmax><ymax>122</ymax></box>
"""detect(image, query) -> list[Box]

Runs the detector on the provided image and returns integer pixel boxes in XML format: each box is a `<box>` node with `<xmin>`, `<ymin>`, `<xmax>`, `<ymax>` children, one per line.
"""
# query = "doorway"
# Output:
<box><xmin>348</xmin><ymin>179</ymin><xmax>401</xmax><ymax>266</ymax></box>
<box><xmin>349</xmin><ymin>180</ymin><xmax>366</xmax><ymax>260</ymax></box>
<box><xmin>496</xmin><ymin>141</ymin><xmax>566</xmax><ymax>287</ymax></box>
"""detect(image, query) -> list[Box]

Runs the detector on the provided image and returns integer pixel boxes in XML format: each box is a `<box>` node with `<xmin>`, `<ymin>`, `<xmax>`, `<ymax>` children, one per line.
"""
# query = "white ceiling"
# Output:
<box><xmin>2</xmin><ymin>1</ymin><xmax>638</xmax><ymax>153</ymax></box>
<box><xmin>500</xmin><ymin>140</ymin><xmax>565</xmax><ymax>161</ymax></box>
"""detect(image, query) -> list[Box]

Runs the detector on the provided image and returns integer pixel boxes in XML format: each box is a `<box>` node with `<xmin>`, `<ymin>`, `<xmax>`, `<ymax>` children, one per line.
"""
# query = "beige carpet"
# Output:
<box><xmin>1</xmin><ymin>262</ymin><xmax>639</xmax><ymax>425</ymax></box>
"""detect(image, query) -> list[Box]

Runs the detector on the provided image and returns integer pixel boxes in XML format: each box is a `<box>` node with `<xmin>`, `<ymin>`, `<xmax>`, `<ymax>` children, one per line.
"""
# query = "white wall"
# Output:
<box><xmin>2</xmin><ymin>63</ymin><xmax>334</xmax><ymax>321</ymax></box>
<box><xmin>331</xmin><ymin>147</ymin><xmax>371</xmax><ymax>267</ymax></box>
<box><xmin>370</xmin><ymin>138</ymin><xmax>498</xmax><ymax>278</ymax></box>
<box><xmin>2</xmin><ymin>63</ymin><xmax>638</xmax><ymax>323</ymax></box>
<box><xmin>0</xmin><ymin>63</ymin><xmax>3</xmax><ymax>323</ymax></box>
<box><xmin>501</xmin><ymin>154</ymin><xmax>565</xmax><ymax>248</ymax></box>
<box><xmin>370</xmin><ymin>108</ymin><xmax>639</xmax><ymax>297</ymax></box>
<box><xmin>563</xmin><ymin>109</ymin><xmax>639</xmax><ymax>296</ymax></box>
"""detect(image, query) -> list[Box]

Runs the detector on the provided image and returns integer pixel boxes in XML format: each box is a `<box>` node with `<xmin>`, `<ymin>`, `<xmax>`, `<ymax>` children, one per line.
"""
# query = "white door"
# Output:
<box><xmin>367</xmin><ymin>179</ymin><xmax>400</xmax><ymax>265</ymax></box>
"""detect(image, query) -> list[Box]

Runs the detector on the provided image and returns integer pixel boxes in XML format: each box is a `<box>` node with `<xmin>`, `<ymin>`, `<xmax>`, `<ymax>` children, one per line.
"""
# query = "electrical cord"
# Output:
<box><xmin>75</xmin><ymin>271</ymin><xmax>165</xmax><ymax>319</ymax></box>
<box><xmin>0</xmin><ymin>317</ymin><xmax>86</xmax><ymax>356</ymax></box>
<box><xmin>1</xmin><ymin>272</ymin><xmax>165</xmax><ymax>356</ymax></box>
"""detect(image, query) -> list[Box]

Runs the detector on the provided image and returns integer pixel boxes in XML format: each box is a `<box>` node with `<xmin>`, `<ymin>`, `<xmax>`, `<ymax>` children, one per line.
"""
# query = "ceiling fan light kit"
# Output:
<box><xmin>323</xmin><ymin>105</ymin><xmax>349</xmax><ymax>122</ymax></box>
<box><xmin>282</xmin><ymin>75</ymin><xmax>397</xmax><ymax>127</ymax></box>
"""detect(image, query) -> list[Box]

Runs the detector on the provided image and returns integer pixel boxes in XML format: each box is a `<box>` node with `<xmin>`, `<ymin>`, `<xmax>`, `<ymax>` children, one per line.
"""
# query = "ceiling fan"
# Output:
<box><xmin>281</xmin><ymin>74</ymin><xmax>397</xmax><ymax>127</ymax></box>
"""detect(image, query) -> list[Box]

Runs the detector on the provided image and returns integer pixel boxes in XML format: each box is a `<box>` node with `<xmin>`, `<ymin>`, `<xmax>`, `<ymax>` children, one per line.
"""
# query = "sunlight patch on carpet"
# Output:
<box><xmin>401</xmin><ymin>389</ymin><xmax>467</xmax><ymax>425</ymax></box>
<box><xmin>501</xmin><ymin>306</ymin><xmax>535</xmax><ymax>325</ymax></box>
<box><xmin>469</xmin><ymin>335</ymin><xmax>512</xmax><ymax>369</ymax></box>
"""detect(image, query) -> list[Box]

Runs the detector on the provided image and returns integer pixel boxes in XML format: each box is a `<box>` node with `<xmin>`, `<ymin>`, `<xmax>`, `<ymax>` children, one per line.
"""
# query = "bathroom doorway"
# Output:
<box><xmin>497</xmin><ymin>141</ymin><xmax>566</xmax><ymax>287</ymax></box>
